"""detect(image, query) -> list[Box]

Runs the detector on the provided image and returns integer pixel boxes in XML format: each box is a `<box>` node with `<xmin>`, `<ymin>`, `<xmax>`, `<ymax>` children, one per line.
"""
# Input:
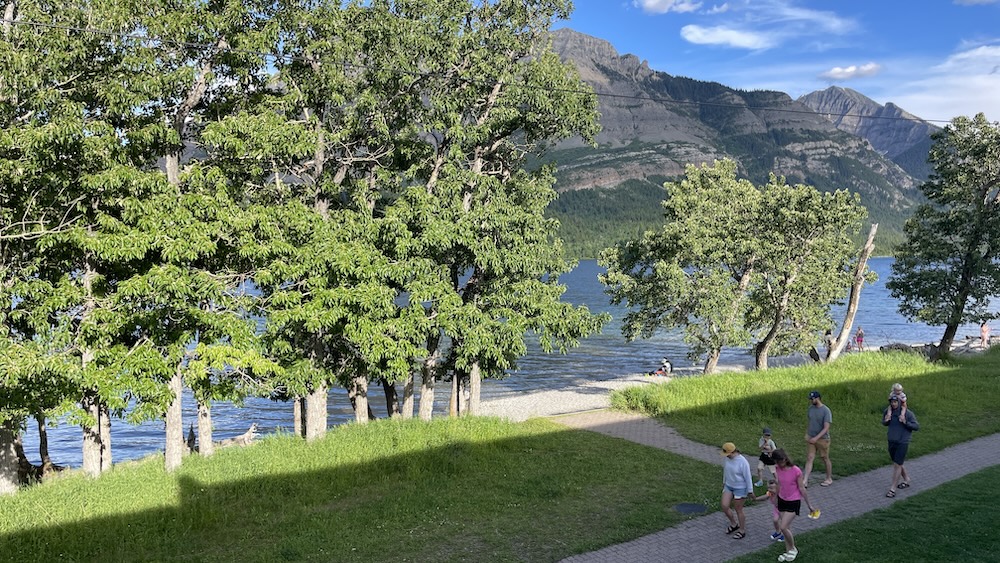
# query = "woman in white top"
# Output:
<box><xmin>720</xmin><ymin>442</ymin><xmax>755</xmax><ymax>539</ymax></box>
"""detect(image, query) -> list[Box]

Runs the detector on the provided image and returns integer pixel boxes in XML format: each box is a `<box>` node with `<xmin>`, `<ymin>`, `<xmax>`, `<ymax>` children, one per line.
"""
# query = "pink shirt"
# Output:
<box><xmin>775</xmin><ymin>465</ymin><xmax>803</xmax><ymax>501</ymax></box>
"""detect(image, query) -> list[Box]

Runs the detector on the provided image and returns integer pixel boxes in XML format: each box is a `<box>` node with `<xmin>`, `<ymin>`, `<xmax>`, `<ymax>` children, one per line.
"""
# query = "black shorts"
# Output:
<box><xmin>888</xmin><ymin>440</ymin><xmax>909</xmax><ymax>465</ymax></box>
<box><xmin>777</xmin><ymin>497</ymin><xmax>801</xmax><ymax>515</ymax></box>
<box><xmin>759</xmin><ymin>454</ymin><xmax>775</xmax><ymax>466</ymax></box>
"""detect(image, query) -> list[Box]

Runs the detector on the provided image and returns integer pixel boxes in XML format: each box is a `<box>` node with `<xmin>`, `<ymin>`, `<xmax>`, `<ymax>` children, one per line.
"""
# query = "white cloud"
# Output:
<box><xmin>707</xmin><ymin>3</ymin><xmax>730</xmax><ymax>14</ymax></box>
<box><xmin>680</xmin><ymin>24</ymin><xmax>776</xmax><ymax>49</ymax></box>
<box><xmin>634</xmin><ymin>0</ymin><xmax>703</xmax><ymax>14</ymax></box>
<box><xmin>819</xmin><ymin>62</ymin><xmax>883</xmax><ymax>81</ymax></box>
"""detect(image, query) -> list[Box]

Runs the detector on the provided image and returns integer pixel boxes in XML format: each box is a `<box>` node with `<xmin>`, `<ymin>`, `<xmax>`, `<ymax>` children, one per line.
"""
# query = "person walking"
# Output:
<box><xmin>803</xmin><ymin>390</ymin><xmax>833</xmax><ymax>487</ymax></box>
<box><xmin>771</xmin><ymin>449</ymin><xmax>817</xmax><ymax>562</ymax></box>
<box><xmin>720</xmin><ymin>442</ymin><xmax>754</xmax><ymax>539</ymax></box>
<box><xmin>854</xmin><ymin>327</ymin><xmax>865</xmax><ymax>351</ymax></box>
<box><xmin>883</xmin><ymin>395</ymin><xmax>920</xmax><ymax>498</ymax></box>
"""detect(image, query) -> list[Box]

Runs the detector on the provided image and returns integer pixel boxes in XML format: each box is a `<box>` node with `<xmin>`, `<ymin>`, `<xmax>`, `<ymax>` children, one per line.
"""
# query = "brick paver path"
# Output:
<box><xmin>551</xmin><ymin>409</ymin><xmax>1000</xmax><ymax>563</ymax></box>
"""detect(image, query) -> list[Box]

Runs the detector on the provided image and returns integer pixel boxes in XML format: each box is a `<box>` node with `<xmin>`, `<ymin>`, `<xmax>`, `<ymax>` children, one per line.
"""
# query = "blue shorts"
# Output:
<box><xmin>888</xmin><ymin>441</ymin><xmax>909</xmax><ymax>465</ymax></box>
<box><xmin>723</xmin><ymin>484</ymin><xmax>750</xmax><ymax>499</ymax></box>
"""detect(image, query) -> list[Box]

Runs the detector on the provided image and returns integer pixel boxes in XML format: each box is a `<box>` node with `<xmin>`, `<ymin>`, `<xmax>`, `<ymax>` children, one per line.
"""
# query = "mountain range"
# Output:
<box><xmin>544</xmin><ymin>29</ymin><xmax>941</xmax><ymax>258</ymax></box>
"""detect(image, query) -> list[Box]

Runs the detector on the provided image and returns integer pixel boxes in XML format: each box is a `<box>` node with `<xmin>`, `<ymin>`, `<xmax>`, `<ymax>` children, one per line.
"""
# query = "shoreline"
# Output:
<box><xmin>480</xmin><ymin>340</ymin><xmax>993</xmax><ymax>422</ymax></box>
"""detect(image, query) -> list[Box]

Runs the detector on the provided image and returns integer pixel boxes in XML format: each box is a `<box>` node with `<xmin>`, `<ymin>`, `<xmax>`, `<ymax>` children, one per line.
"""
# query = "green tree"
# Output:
<box><xmin>601</xmin><ymin>160</ymin><xmax>867</xmax><ymax>372</ymax></box>
<box><xmin>887</xmin><ymin>113</ymin><xmax>1000</xmax><ymax>352</ymax></box>
<box><xmin>600</xmin><ymin>160</ymin><xmax>761</xmax><ymax>373</ymax></box>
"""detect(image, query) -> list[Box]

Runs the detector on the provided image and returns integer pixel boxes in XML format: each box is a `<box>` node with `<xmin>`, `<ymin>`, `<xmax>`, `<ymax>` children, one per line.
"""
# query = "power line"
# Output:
<box><xmin>1</xmin><ymin>17</ymin><xmax>955</xmax><ymax>125</ymax></box>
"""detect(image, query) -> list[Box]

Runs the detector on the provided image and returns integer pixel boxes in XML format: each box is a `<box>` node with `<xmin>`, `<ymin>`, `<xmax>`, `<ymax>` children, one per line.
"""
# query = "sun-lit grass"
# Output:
<box><xmin>0</xmin><ymin>417</ymin><xmax>721</xmax><ymax>563</ymax></box>
<box><xmin>611</xmin><ymin>349</ymin><xmax>1000</xmax><ymax>476</ymax></box>
<box><xmin>732</xmin><ymin>464</ymin><xmax>1000</xmax><ymax>562</ymax></box>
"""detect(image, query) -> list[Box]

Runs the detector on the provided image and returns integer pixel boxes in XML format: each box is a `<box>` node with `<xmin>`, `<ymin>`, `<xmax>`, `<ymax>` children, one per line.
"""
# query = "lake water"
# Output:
<box><xmin>20</xmin><ymin>257</ymin><xmax>996</xmax><ymax>467</ymax></box>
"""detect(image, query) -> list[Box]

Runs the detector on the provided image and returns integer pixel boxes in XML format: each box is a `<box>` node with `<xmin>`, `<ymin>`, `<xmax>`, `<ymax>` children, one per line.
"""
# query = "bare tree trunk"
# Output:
<box><xmin>828</xmin><ymin>223</ymin><xmax>879</xmax><ymax>362</ymax></box>
<box><xmin>81</xmin><ymin>390</ymin><xmax>102</xmax><ymax>477</ymax></box>
<box><xmin>349</xmin><ymin>375</ymin><xmax>371</xmax><ymax>424</ymax></box>
<box><xmin>418</xmin><ymin>351</ymin><xmax>438</xmax><ymax>421</ymax></box>
<box><xmin>0</xmin><ymin>418</ymin><xmax>18</xmax><ymax>495</ymax></box>
<box><xmin>400</xmin><ymin>372</ymin><xmax>414</xmax><ymax>419</ymax></box>
<box><xmin>164</xmin><ymin>369</ymin><xmax>183</xmax><ymax>472</ymax></box>
<box><xmin>34</xmin><ymin>414</ymin><xmax>53</xmax><ymax>476</ymax></box>
<box><xmin>99</xmin><ymin>402</ymin><xmax>111</xmax><ymax>473</ymax></box>
<box><xmin>449</xmin><ymin>371</ymin><xmax>459</xmax><ymax>417</ymax></box>
<box><xmin>467</xmin><ymin>362</ymin><xmax>481</xmax><ymax>416</ymax></box>
<box><xmin>304</xmin><ymin>383</ymin><xmax>328</xmax><ymax>440</ymax></box>
<box><xmin>293</xmin><ymin>396</ymin><xmax>304</xmax><ymax>438</ymax></box>
<box><xmin>703</xmin><ymin>348</ymin><xmax>722</xmax><ymax>374</ymax></box>
<box><xmin>380</xmin><ymin>378</ymin><xmax>400</xmax><ymax>418</ymax></box>
<box><xmin>198</xmin><ymin>400</ymin><xmax>214</xmax><ymax>457</ymax></box>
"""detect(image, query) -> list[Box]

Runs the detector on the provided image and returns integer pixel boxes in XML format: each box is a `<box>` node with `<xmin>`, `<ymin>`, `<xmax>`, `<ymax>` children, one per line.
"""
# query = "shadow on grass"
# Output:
<box><xmin>0</xmin><ymin>418</ymin><xmax>722</xmax><ymax>563</ymax></box>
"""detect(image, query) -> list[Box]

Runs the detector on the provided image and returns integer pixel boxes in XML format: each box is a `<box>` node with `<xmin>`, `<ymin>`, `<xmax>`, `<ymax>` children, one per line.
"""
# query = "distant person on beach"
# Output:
<box><xmin>888</xmin><ymin>383</ymin><xmax>908</xmax><ymax>422</ymax></box>
<box><xmin>756</xmin><ymin>427</ymin><xmax>777</xmax><ymax>486</ymax></box>
<box><xmin>883</xmin><ymin>395</ymin><xmax>919</xmax><ymax>498</ymax></box>
<box><xmin>771</xmin><ymin>448</ymin><xmax>817</xmax><ymax>562</ymax></box>
<box><xmin>661</xmin><ymin>357</ymin><xmax>672</xmax><ymax>374</ymax></box>
<box><xmin>720</xmin><ymin>442</ymin><xmax>754</xmax><ymax>540</ymax></box>
<box><xmin>982</xmin><ymin>322</ymin><xmax>992</xmax><ymax>350</ymax></box>
<box><xmin>803</xmin><ymin>391</ymin><xmax>833</xmax><ymax>487</ymax></box>
<box><xmin>855</xmin><ymin>327</ymin><xmax>865</xmax><ymax>351</ymax></box>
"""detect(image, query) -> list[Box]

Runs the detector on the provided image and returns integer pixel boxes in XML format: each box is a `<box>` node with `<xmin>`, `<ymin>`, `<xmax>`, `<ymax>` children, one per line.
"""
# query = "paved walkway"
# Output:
<box><xmin>550</xmin><ymin>409</ymin><xmax>1000</xmax><ymax>563</ymax></box>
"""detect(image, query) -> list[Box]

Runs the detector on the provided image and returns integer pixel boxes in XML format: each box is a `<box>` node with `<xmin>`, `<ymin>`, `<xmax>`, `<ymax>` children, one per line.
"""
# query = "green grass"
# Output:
<box><xmin>611</xmin><ymin>349</ymin><xmax>1000</xmax><ymax>477</ymax></box>
<box><xmin>0</xmin><ymin>418</ymin><xmax>721</xmax><ymax>563</ymax></box>
<box><xmin>4</xmin><ymin>350</ymin><xmax>999</xmax><ymax>562</ymax></box>
<box><xmin>731</xmin><ymin>464</ymin><xmax>1000</xmax><ymax>562</ymax></box>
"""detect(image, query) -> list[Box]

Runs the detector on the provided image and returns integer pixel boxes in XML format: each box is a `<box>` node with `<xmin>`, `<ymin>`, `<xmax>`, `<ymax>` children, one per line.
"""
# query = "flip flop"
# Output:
<box><xmin>732</xmin><ymin>530</ymin><xmax>746</xmax><ymax>539</ymax></box>
<box><xmin>898</xmin><ymin>482</ymin><xmax>910</xmax><ymax>489</ymax></box>
<box><xmin>820</xmin><ymin>480</ymin><xmax>833</xmax><ymax>487</ymax></box>
<box><xmin>726</xmin><ymin>524</ymin><xmax>739</xmax><ymax>535</ymax></box>
<box><xmin>886</xmin><ymin>489</ymin><xmax>896</xmax><ymax>498</ymax></box>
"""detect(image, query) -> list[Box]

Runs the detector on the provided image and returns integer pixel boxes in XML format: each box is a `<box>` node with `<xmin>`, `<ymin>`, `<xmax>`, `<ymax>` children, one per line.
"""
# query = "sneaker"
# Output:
<box><xmin>770</xmin><ymin>531</ymin><xmax>784</xmax><ymax>541</ymax></box>
<box><xmin>755</xmin><ymin>480</ymin><xmax>764</xmax><ymax>487</ymax></box>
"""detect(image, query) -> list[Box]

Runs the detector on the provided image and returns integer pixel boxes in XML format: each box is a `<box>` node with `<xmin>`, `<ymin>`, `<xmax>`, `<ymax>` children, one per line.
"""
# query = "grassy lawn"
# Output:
<box><xmin>2</xmin><ymin>349</ymin><xmax>998</xmax><ymax>562</ymax></box>
<box><xmin>611</xmin><ymin>349</ymin><xmax>1000</xmax><ymax>478</ymax></box>
<box><xmin>0</xmin><ymin>417</ymin><xmax>721</xmax><ymax>563</ymax></box>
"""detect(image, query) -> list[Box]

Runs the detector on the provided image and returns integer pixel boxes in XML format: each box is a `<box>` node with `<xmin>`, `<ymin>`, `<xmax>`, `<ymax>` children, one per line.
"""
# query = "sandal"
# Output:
<box><xmin>898</xmin><ymin>482</ymin><xmax>910</xmax><ymax>489</ymax></box>
<box><xmin>732</xmin><ymin>530</ymin><xmax>746</xmax><ymax>539</ymax></box>
<box><xmin>726</xmin><ymin>524</ymin><xmax>739</xmax><ymax>535</ymax></box>
<box><xmin>886</xmin><ymin>489</ymin><xmax>896</xmax><ymax>498</ymax></box>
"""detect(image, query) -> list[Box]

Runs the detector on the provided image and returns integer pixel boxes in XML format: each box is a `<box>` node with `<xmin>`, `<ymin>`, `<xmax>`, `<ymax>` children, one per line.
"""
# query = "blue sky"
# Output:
<box><xmin>558</xmin><ymin>0</ymin><xmax>1000</xmax><ymax>124</ymax></box>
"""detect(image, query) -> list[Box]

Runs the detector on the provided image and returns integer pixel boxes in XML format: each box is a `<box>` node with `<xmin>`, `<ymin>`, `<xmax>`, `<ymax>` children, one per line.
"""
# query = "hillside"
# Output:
<box><xmin>544</xmin><ymin>29</ymin><xmax>931</xmax><ymax>258</ymax></box>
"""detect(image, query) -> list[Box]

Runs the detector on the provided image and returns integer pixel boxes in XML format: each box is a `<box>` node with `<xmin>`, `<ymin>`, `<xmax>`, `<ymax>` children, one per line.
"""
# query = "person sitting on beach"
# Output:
<box><xmin>888</xmin><ymin>383</ymin><xmax>908</xmax><ymax>422</ymax></box>
<box><xmin>661</xmin><ymin>357</ymin><xmax>672</xmax><ymax>374</ymax></box>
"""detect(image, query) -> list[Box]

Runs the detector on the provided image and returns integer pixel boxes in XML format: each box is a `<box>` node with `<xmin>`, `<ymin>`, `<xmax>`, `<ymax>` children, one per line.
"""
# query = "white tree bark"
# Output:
<box><xmin>0</xmin><ymin>418</ymin><xmax>19</xmax><ymax>495</ymax></box>
<box><xmin>164</xmin><ymin>370</ymin><xmax>183</xmax><ymax>472</ymax></box>
<box><xmin>304</xmin><ymin>384</ymin><xmax>328</xmax><ymax>440</ymax></box>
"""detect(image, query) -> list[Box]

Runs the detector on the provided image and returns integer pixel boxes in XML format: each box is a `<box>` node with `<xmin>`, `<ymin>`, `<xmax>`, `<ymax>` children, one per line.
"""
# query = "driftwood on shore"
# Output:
<box><xmin>185</xmin><ymin>423</ymin><xmax>258</xmax><ymax>454</ymax></box>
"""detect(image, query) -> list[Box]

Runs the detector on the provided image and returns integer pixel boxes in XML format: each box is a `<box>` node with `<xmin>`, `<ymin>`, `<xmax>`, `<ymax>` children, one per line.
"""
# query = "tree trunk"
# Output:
<box><xmin>198</xmin><ymin>400</ymin><xmax>214</xmax><ymax>457</ymax></box>
<box><xmin>348</xmin><ymin>375</ymin><xmax>371</xmax><ymax>424</ymax></box>
<box><xmin>380</xmin><ymin>378</ymin><xmax>399</xmax><ymax>417</ymax></box>
<box><xmin>34</xmin><ymin>413</ymin><xmax>53</xmax><ymax>476</ymax></box>
<box><xmin>467</xmin><ymin>362</ymin><xmax>481</xmax><ymax>416</ymax></box>
<box><xmin>828</xmin><ymin>223</ymin><xmax>878</xmax><ymax>362</ymax></box>
<box><xmin>304</xmin><ymin>383</ymin><xmax>328</xmax><ymax>440</ymax></box>
<box><xmin>164</xmin><ymin>369</ymin><xmax>184</xmax><ymax>472</ymax></box>
<box><xmin>99</xmin><ymin>401</ymin><xmax>111</xmax><ymax>473</ymax></box>
<box><xmin>293</xmin><ymin>395</ymin><xmax>304</xmax><ymax>438</ymax></box>
<box><xmin>418</xmin><ymin>355</ymin><xmax>437</xmax><ymax>421</ymax></box>
<box><xmin>400</xmin><ymin>372</ymin><xmax>414</xmax><ymax>419</ymax></box>
<box><xmin>703</xmin><ymin>348</ymin><xmax>722</xmax><ymax>374</ymax></box>
<box><xmin>449</xmin><ymin>371</ymin><xmax>459</xmax><ymax>417</ymax></box>
<box><xmin>81</xmin><ymin>390</ymin><xmax>102</xmax><ymax>477</ymax></box>
<box><xmin>0</xmin><ymin>418</ymin><xmax>18</xmax><ymax>495</ymax></box>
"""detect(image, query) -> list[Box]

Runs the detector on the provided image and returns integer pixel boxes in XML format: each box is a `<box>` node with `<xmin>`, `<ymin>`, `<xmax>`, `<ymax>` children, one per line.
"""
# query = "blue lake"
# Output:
<box><xmin>20</xmin><ymin>257</ymin><xmax>996</xmax><ymax>467</ymax></box>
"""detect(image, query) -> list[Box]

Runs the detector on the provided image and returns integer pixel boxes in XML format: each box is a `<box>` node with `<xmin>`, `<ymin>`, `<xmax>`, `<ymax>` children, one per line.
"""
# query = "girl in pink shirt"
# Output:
<box><xmin>771</xmin><ymin>449</ymin><xmax>818</xmax><ymax>562</ymax></box>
